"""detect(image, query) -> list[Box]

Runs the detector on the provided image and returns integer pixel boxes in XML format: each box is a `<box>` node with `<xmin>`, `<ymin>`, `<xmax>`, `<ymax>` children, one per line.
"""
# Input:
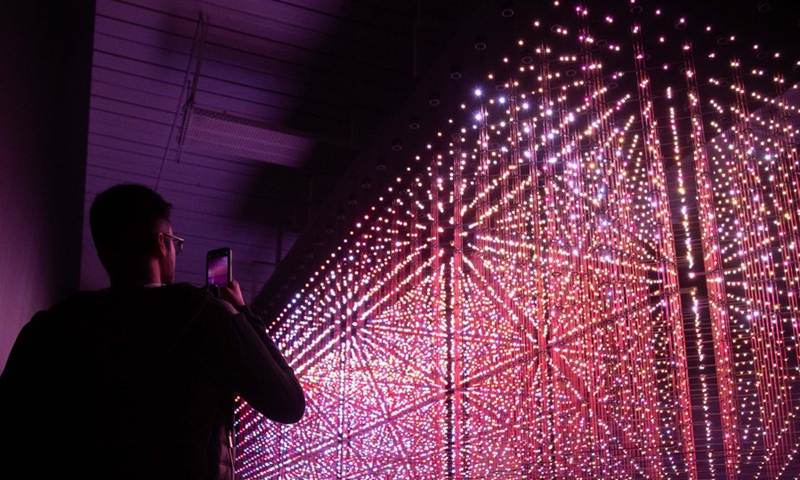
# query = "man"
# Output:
<box><xmin>0</xmin><ymin>184</ymin><xmax>305</xmax><ymax>479</ymax></box>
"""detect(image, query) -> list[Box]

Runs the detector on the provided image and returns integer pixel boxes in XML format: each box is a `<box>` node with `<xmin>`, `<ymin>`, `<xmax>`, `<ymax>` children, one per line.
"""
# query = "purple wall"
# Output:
<box><xmin>0</xmin><ymin>2</ymin><xmax>95</xmax><ymax>371</ymax></box>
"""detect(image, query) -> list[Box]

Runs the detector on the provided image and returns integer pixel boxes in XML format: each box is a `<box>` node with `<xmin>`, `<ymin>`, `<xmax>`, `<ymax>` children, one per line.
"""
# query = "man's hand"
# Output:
<box><xmin>209</xmin><ymin>279</ymin><xmax>246</xmax><ymax>307</ymax></box>
<box><xmin>219</xmin><ymin>279</ymin><xmax>246</xmax><ymax>307</ymax></box>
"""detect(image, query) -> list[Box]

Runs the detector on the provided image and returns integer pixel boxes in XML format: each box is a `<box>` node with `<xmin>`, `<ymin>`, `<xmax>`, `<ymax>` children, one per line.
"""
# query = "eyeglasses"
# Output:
<box><xmin>162</xmin><ymin>232</ymin><xmax>185</xmax><ymax>254</ymax></box>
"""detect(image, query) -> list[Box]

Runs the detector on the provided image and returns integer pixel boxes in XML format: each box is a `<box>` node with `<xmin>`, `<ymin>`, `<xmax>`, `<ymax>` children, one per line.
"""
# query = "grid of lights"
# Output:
<box><xmin>235</xmin><ymin>2</ymin><xmax>799</xmax><ymax>478</ymax></box>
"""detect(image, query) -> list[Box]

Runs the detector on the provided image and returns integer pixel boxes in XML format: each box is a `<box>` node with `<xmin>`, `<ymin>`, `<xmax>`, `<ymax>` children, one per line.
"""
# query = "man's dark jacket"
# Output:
<box><xmin>0</xmin><ymin>283</ymin><xmax>305</xmax><ymax>479</ymax></box>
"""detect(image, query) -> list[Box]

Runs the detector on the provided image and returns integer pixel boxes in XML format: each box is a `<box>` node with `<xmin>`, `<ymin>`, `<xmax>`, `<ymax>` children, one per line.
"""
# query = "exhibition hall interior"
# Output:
<box><xmin>2</xmin><ymin>0</ymin><xmax>800</xmax><ymax>477</ymax></box>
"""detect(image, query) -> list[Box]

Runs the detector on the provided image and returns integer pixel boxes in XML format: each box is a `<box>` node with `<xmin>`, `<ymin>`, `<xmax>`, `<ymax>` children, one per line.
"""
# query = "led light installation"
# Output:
<box><xmin>236</xmin><ymin>2</ymin><xmax>799</xmax><ymax>478</ymax></box>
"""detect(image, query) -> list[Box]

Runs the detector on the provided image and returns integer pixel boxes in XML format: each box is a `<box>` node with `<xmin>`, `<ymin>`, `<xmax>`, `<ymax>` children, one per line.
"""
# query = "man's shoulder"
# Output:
<box><xmin>143</xmin><ymin>283</ymin><xmax>214</xmax><ymax>311</ymax></box>
<box><xmin>159</xmin><ymin>284</ymin><xmax>240</xmax><ymax>318</ymax></box>
<box><xmin>160</xmin><ymin>282</ymin><xmax>208</xmax><ymax>298</ymax></box>
<box><xmin>205</xmin><ymin>296</ymin><xmax>239</xmax><ymax>315</ymax></box>
<box><xmin>43</xmin><ymin>283</ymin><xmax>209</xmax><ymax>317</ymax></box>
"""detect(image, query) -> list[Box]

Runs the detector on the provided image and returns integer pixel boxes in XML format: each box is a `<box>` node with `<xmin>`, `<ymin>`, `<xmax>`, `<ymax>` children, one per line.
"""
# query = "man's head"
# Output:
<box><xmin>89</xmin><ymin>184</ymin><xmax>179</xmax><ymax>285</ymax></box>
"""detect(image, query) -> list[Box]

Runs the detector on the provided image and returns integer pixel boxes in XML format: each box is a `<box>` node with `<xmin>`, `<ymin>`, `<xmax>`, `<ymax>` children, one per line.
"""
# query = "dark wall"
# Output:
<box><xmin>0</xmin><ymin>1</ymin><xmax>95</xmax><ymax>370</ymax></box>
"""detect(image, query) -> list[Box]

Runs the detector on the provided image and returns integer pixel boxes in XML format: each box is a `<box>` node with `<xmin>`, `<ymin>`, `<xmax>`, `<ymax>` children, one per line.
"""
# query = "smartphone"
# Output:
<box><xmin>206</xmin><ymin>247</ymin><xmax>232</xmax><ymax>287</ymax></box>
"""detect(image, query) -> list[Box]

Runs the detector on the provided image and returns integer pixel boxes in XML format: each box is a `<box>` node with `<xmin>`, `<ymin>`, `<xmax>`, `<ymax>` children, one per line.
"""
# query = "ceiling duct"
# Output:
<box><xmin>178</xmin><ymin>105</ymin><xmax>314</xmax><ymax>168</ymax></box>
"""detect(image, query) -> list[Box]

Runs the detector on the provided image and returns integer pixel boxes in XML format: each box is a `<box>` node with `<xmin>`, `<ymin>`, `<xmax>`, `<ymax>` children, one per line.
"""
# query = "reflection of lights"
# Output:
<box><xmin>236</xmin><ymin>3</ymin><xmax>800</xmax><ymax>479</ymax></box>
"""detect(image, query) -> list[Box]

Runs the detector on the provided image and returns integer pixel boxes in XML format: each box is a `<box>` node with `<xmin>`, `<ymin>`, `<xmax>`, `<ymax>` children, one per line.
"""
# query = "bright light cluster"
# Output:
<box><xmin>235</xmin><ymin>2</ymin><xmax>799</xmax><ymax>479</ymax></box>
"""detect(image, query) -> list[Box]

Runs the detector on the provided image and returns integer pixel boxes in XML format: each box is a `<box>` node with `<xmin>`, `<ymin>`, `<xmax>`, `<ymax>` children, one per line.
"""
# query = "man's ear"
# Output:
<box><xmin>154</xmin><ymin>232</ymin><xmax>168</xmax><ymax>259</ymax></box>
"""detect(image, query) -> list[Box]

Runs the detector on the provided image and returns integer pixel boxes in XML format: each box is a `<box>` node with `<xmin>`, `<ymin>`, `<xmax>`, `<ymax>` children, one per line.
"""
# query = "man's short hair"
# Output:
<box><xmin>89</xmin><ymin>184</ymin><xmax>172</xmax><ymax>268</ymax></box>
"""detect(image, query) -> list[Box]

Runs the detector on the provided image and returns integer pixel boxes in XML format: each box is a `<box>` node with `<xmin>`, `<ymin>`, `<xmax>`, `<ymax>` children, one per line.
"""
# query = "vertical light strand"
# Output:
<box><xmin>632</xmin><ymin>21</ymin><xmax>697</xmax><ymax>479</ymax></box>
<box><xmin>448</xmin><ymin>134</ymin><xmax>463</xmax><ymax>480</ymax></box>
<box><xmin>763</xmin><ymin>74</ymin><xmax>800</xmax><ymax>388</ymax></box>
<box><xmin>729</xmin><ymin>60</ymin><xmax>794</xmax><ymax>478</ymax></box>
<box><xmin>538</xmin><ymin>42</ymin><xmax>566</xmax><ymax>474</ymax></box>
<box><xmin>683</xmin><ymin>40</ymin><xmax>740</xmax><ymax>479</ymax></box>
<box><xmin>577</xmin><ymin>15</ymin><xmax>608</xmax><ymax>474</ymax></box>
